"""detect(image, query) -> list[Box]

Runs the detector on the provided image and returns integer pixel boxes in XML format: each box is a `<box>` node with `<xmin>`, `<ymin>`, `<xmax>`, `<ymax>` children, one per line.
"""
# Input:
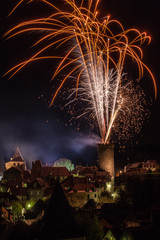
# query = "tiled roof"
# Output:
<box><xmin>71</xmin><ymin>183</ymin><xmax>95</xmax><ymax>192</ymax></box>
<box><xmin>71</xmin><ymin>166</ymin><xmax>98</xmax><ymax>175</ymax></box>
<box><xmin>42</xmin><ymin>182</ymin><xmax>84</xmax><ymax>238</ymax></box>
<box><xmin>12</xmin><ymin>147</ymin><xmax>24</xmax><ymax>160</ymax></box>
<box><xmin>35</xmin><ymin>178</ymin><xmax>45</xmax><ymax>187</ymax></box>
<box><xmin>62</xmin><ymin>175</ymin><xmax>89</xmax><ymax>188</ymax></box>
<box><xmin>35</xmin><ymin>178</ymin><xmax>50</xmax><ymax>188</ymax></box>
<box><xmin>10</xmin><ymin>157</ymin><xmax>24</xmax><ymax>162</ymax></box>
<box><xmin>146</xmin><ymin>160</ymin><xmax>158</xmax><ymax>164</ymax></box>
<box><xmin>42</xmin><ymin>167</ymin><xmax>70</xmax><ymax>177</ymax></box>
<box><xmin>128</xmin><ymin>162</ymin><xmax>144</xmax><ymax>169</ymax></box>
<box><xmin>23</xmin><ymin>170</ymin><xmax>31</xmax><ymax>179</ymax></box>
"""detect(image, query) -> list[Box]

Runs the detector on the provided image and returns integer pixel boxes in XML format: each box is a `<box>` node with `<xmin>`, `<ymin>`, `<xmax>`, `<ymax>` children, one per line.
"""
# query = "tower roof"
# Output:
<box><xmin>11</xmin><ymin>147</ymin><xmax>24</xmax><ymax>162</ymax></box>
<box><xmin>40</xmin><ymin>181</ymin><xmax>84</xmax><ymax>239</ymax></box>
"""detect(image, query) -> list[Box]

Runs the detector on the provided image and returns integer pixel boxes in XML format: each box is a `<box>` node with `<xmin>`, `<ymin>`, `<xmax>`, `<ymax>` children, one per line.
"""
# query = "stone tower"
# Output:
<box><xmin>97</xmin><ymin>143</ymin><xmax>115</xmax><ymax>178</ymax></box>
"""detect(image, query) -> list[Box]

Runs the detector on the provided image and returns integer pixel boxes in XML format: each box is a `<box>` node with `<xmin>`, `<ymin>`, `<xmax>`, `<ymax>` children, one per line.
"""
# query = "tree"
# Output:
<box><xmin>66</xmin><ymin>192</ymin><xmax>88</xmax><ymax>208</ymax></box>
<box><xmin>12</xmin><ymin>200</ymin><xmax>22</xmax><ymax>221</ymax></box>
<box><xmin>54</xmin><ymin>158</ymin><xmax>74</xmax><ymax>171</ymax></box>
<box><xmin>76</xmin><ymin>213</ymin><xmax>104</xmax><ymax>240</ymax></box>
<box><xmin>104</xmin><ymin>230</ymin><xmax>116</xmax><ymax>240</ymax></box>
<box><xmin>83</xmin><ymin>199</ymin><xmax>97</xmax><ymax>212</ymax></box>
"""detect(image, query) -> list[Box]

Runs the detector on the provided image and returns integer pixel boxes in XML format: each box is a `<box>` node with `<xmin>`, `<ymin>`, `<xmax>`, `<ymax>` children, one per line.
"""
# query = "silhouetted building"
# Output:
<box><xmin>31</xmin><ymin>160</ymin><xmax>70</xmax><ymax>182</ymax></box>
<box><xmin>124</xmin><ymin>160</ymin><xmax>159</xmax><ymax>174</ymax></box>
<box><xmin>40</xmin><ymin>181</ymin><xmax>86</xmax><ymax>240</ymax></box>
<box><xmin>3</xmin><ymin>167</ymin><xmax>23</xmax><ymax>187</ymax></box>
<box><xmin>62</xmin><ymin>175</ymin><xmax>104</xmax><ymax>202</ymax></box>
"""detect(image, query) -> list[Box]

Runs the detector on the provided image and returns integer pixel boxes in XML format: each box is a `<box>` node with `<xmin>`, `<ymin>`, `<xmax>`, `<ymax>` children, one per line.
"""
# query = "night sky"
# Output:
<box><xmin>0</xmin><ymin>0</ymin><xmax>160</xmax><ymax>170</ymax></box>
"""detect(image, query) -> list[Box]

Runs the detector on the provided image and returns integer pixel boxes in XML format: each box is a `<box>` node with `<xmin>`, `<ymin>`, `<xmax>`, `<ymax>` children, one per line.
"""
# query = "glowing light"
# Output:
<box><xmin>25</xmin><ymin>200</ymin><xmax>36</xmax><ymax>209</ymax></box>
<box><xmin>111</xmin><ymin>191</ymin><xmax>119</xmax><ymax>199</ymax></box>
<box><xmin>106</xmin><ymin>182</ymin><xmax>112</xmax><ymax>192</ymax></box>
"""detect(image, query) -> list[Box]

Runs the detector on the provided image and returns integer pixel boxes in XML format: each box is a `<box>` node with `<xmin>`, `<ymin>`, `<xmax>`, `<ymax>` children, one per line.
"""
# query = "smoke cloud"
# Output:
<box><xmin>0</xmin><ymin>116</ymin><xmax>99</xmax><ymax>170</ymax></box>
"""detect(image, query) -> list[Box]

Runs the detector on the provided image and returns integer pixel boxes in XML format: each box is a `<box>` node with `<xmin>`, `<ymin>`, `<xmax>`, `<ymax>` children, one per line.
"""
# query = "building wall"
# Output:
<box><xmin>97</xmin><ymin>143</ymin><xmax>115</xmax><ymax>177</ymax></box>
<box><xmin>5</xmin><ymin>161</ymin><xmax>25</xmax><ymax>170</ymax></box>
<box><xmin>28</xmin><ymin>188</ymin><xmax>44</xmax><ymax>200</ymax></box>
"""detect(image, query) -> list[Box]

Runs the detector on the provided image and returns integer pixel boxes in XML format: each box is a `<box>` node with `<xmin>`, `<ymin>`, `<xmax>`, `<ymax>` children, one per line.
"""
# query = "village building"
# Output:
<box><xmin>40</xmin><ymin>181</ymin><xmax>86</xmax><ymax>240</ymax></box>
<box><xmin>144</xmin><ymin>160</ymin><xmax>159</xmax><ymax>171</ymax></box>
<box><xmin>31</xmin><ymin>160</ymin><xmax>70</xmax><ymax>182</ymax></box>
<box><xmin>27</xmin><ymin>178</ymin><xmax>49</xmax><ymax>200</ymax></box>
<box><xmin>3</xmin><ymin>167</ymin><xmax>23</xmax><ymax>187</ymax></box>
<box><xmin>2</xmin><ymin>167</ymin><xmax>31</xmax><ymax>188</ymax></box>
<box><xmin>0</xmin><ymin>205</ymin><xmax>13</xmax><ymax>223</ymax></box>
<box><xmin>10</xmin><ymin>186</ymin><xmax>28</xmax><ymax>201</ymax></box>
<box><xmin>5</xmin><ymin>147</ymin><xmax>26</xmax><ymax>170</ymax></box>
<box><xmin>124</xmin><ymin>160</ymin><xmax>159</xmax><ymax>174</ymax></box>
<box><xmin>71</xmin><ymin>165</ymin><xmax>111</xmax><ymax>182</ymax></box>
<box><xmin>62</xmin><ymin>175</ymin><xmax>105</xmax><ymax>203</ymax></box>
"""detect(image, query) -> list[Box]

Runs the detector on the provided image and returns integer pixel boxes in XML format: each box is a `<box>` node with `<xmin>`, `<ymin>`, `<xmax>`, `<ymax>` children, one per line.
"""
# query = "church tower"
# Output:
<box><xmin>5</xmin><ymin>147</ymin><xmax>26</xmax><ymax>170</ymax></box>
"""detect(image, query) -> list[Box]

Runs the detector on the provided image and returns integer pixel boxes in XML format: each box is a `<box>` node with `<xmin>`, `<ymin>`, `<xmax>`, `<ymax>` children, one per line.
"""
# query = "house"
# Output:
<box><xmin>0</xmin><ymin>205</ymin><xmax>13</xmax><ymax>223</ymax></box>
<box><xmin>5</xmin><ymin>147</ymin><xmax>26</xmax><ymax>170</ymax></box>
<box><xmin>71</xmin><ymin>165</ymin><xmax>98</xmax><ymax>179</ymax></box>
<box><xmin>24</xmin><ymin>199</ymin><xmax>47</xmax><ymax>225</ymax></box>
<box><xmin>124</xmin><ymin>162</ymin><xmax>147</xmax><ymax>174</ymax></box>
<box><xmin>62</xmin><ymin>175</ymin><xmax>102</xmax><ymax>202</ymax></box>
<box><xmin>2</xmin><ymin>166</ymin><xmax>31</xmax><ymax>188</ymax></box>
<box><xmin>10</xmin><ymin>187</ymin><xmax>28</xmax><ymax>201</ymax></box>
<box><xmin>0</xmin><ymin>192</ymin><xmax>17</xmax><ymax>205</ymax></box>
<box><xmin>31</xmin><ymin>160</ymin><xmax>70</xmax><ymax>182</ymax></box>
<box><xmin>3</xmin><ymin>167</ymin><xmax>23</xmax><ymax>187</ymax></box>
<box><xmin>71</xmin><ymin>165</ymin><xmax>111</xmax><ymax>182</ymax></box>
<box><xmin>8</xmin><ymin>177</ymin><xmax>53</xmax><ymax>202</ymax></box>
<box><xmin>40</xmin><ymin>181</ymin><xmax>86</xmax><ymax>240</ymax></box>
<box><xmin>144</xmin><ymin>160</ymin><xmax>159</xmax><ymax>171</ymax></box>
<box><xmin>124</xmin><ymin>160</ymin><xmax>159</xmax><ymax>175</ymax></box>
<box><xmin>27</xmin><ymin>178</ymin><xmax>47</xmax><ymax>200</ymax></box>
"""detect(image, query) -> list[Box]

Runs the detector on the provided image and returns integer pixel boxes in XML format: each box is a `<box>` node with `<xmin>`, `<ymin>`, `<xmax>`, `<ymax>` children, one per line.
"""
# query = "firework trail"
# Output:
<box><xmin>5</xmin><ymin>0</ymin><xmax>156</xmax><ymax>144</ymax></box>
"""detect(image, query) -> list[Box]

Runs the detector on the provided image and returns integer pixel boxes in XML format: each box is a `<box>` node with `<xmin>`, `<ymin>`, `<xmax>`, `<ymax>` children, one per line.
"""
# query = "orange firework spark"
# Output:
<box><xmin>5</xmin><ymin>0</ymin><xmax>157</xmax><ymax>144</ymax></box>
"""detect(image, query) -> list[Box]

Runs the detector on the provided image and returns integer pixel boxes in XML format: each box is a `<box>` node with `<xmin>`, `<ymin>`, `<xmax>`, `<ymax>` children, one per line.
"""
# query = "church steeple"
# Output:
<box><xmin>11</xmin><ymin>147</ymin><xmax>24</xmax><ymax>161</ymax></box>
<box><xmin>5</xmin><ymin>147</ymin><xmax>26</xmax><ymax>170</ymax></box>
<box><xmin>40</xmin><ymin>181</ymin><xmax>85</xmax><ymax>239</ymax></box>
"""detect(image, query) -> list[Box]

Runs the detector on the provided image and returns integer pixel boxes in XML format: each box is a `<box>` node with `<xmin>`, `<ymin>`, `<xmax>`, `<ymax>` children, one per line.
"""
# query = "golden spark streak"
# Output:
<box><xmin>6</xmin><ymin>0</ymin><xmax>157</xmax><ymax>143</ymax></box>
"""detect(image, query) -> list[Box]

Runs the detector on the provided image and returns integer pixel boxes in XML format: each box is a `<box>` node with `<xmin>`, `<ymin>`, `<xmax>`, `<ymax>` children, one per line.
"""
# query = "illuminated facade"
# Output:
<box><xmin>5</xmin><ymin>147</ymin><xmax>26</xmax><ymax>170</ymax></box>
<box><xmin>98</xmin><ymin>143</ymin><xmax>115</xmax><ymax>178</ymax></box>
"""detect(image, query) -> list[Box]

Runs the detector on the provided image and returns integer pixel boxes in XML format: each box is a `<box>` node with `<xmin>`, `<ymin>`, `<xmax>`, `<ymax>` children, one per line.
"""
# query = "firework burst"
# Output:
<box><xmin>5</xmin><ymin>0</ymin><xmax>156</xmax><ymax>144</ymax></box>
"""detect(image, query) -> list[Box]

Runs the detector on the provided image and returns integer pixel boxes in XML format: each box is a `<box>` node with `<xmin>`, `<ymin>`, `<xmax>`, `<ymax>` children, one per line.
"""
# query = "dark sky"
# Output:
<box><xmin>0</xmin><ymin>0</ymin><xmax>160</xmax><ymax>170</ymax></box>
